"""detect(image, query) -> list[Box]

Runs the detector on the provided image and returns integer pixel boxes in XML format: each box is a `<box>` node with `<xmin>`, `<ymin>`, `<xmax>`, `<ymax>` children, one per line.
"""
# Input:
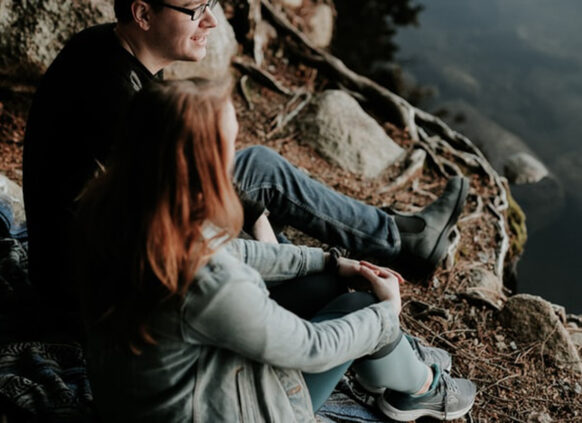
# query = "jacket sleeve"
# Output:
<box><xmin>226</xmin><ymin>239</ymin><xmax>325</xmax><ymax>282</ymax></box>
<box><xmin>183</xmin><ymin>268</ymin><xmax>400</xmax><ymax>373</ymax></box>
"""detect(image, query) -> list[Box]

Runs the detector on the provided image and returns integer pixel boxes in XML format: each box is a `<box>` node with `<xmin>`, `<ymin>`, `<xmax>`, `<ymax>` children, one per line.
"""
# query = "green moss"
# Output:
<box><xmin>506</xmin><ymin>188</ymin><xmax>527</xmax><ymax>257</ymax></box>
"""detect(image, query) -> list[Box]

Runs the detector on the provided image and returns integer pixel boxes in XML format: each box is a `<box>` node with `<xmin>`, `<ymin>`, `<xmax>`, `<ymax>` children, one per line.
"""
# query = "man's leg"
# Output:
<box><xmin>234</xmin><ymin>146</ymin><xmax>469</xmax><ymax>276</ymax></box>
<box><xmin>234</xmin><ymin>146</ymin><xmax>400</xmax><ymax>260</ymax></box>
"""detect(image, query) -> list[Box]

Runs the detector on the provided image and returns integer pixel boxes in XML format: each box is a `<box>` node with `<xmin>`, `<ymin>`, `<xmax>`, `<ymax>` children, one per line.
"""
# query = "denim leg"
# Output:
<box><xmin>0</xmin><ymin>195</ymin><xmax>27</xmax><ymax>240</ymax></box>
<box><xmin>234</xmin><ymin>146</ymin><xmax>401</xmax><ymax>259</ymax></box>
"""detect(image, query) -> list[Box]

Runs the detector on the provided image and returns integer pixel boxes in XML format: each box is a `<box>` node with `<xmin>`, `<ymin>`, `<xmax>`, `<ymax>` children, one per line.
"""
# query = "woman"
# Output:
<box><xmin>75</xmin><ymin>79</ymin><xmax>475</xmax><ymax>422</ymax></box>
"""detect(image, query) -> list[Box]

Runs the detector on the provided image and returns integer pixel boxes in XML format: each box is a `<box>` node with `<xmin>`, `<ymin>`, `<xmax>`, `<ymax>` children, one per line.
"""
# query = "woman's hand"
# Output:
<box><xmin>357</xmin><ymin>261</ymin><xmax>402</xmax><ymax>314</ymax></box>
<box><xmin>336</xmin><ymin>257</ymin><xmax>362</xmax><ymax>277</ymax></box>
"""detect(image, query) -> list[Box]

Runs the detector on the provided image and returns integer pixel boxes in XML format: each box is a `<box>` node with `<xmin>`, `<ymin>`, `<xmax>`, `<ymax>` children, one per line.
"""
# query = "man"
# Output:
<box><xmin>23</xmin><ymin>0</ymin><xmax>467</xmax><ymax>307</ymax></box>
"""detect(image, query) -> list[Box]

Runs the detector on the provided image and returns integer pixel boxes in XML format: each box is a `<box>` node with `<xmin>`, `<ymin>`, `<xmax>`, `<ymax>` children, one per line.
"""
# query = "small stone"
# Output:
<box><xmin>305</xmin><ymin>4</ymin><xmax>334</xmax><ymax>48</ymax></box>
<box><xmin>527</xmin><ymin>411</ymin><xmax>553</xmax><ymax>423</ymax></box>
<box><xmin>432</xmin><ymin>277</ymin><xmax>441</xmax><ymax>288</ymax></box>
<box><xmin>510</xmin><ymin>341</ymin><xmax>518</xmax><ymax>351</ymax></box>
<box><xmin>477</xmin><ymin>251</ymin><xmax>489</xmax><ymax>263</ymax></box>
<box><xmin>280</xmin><ymin>0</ymin><xmax>303</xmax><ymax>8</ymax></box>
<box><xmin>444</xmin><ymin>293</ymin><xmax>458</xmax><ymax>302</ymax></box>
<box><xmin>575</xmin><ymin>383</ymin><xmax>582</xmax><ymax>395</ymax></box>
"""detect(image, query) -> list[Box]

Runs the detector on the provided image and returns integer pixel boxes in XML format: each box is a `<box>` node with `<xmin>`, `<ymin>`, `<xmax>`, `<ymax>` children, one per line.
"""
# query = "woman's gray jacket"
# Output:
<box><xmin>87</xmin><ymin>239</ymin><xmax>401</xmax><ymax>422</ymax></box>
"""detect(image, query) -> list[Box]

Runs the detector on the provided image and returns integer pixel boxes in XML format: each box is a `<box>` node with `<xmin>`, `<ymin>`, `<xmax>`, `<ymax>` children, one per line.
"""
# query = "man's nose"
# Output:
<box><xmin>200</xmin><ymin>5</ymin><xmax>218</xmax><ymax>28</ymax></box>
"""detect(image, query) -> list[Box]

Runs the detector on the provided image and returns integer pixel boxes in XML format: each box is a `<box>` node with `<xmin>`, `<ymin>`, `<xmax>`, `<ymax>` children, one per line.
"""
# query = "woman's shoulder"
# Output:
<box><xmin>188</xmin><ymin>245</ymin><xmax>264</xmax><ymax>299</ymax></box>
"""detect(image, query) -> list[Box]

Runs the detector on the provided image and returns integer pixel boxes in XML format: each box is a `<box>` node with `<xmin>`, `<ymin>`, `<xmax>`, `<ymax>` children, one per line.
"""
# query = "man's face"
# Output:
<box><xmin>147</xmin><ymin>0</ymin><xmax>218</xmax><ymax>63</ymax></box>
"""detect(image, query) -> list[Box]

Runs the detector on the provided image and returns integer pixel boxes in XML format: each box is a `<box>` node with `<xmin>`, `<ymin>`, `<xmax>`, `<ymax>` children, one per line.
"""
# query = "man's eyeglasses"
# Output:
<box><xmin>160</xmin><ymin>0</ymin><xmax>218</xmax><ymax>21</ymax></box>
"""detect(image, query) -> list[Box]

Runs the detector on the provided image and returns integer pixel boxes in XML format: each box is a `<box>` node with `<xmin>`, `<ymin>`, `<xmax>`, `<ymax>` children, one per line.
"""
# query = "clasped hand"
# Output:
<box><xmin>336</xmin><ymin>257</ymin><xmax>403</xmax><ymax>315</ymax></box>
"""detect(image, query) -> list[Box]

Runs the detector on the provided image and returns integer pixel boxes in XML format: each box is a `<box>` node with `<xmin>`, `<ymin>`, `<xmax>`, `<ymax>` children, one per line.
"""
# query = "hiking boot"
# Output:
<box><xmin>406</xmin><ymin>334</ymin><xmax>452</xmax><ymax>373</ymax></box>
<box><xmin>355</xmin><ymin>336</ymin><xmax>452</xmax><ymax>394</ymax></box>
<box><xmin>389</xmin><ymin>176</ymin><xmax>469</xmax><ymax>278</ymax></box>
<box><xmin>377</xmin><ymin>364</ymin><xmax>476</xmax><ymax>422</ymax></box>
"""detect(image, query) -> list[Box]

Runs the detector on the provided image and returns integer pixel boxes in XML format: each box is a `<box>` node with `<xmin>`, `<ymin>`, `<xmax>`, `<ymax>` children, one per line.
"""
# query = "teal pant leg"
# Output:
<box><xmin>303</xmin><ymin>310</ymin><xmax>354</xmax><ymax>412</ymax></box>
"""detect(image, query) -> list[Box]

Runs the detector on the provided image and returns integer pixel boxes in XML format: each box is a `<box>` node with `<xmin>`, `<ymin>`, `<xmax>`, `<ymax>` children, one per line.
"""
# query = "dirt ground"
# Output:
<box><xmin>1</xmin><ymin>7</ymin><xmax>581</xmax><ymax>422</ymax></box>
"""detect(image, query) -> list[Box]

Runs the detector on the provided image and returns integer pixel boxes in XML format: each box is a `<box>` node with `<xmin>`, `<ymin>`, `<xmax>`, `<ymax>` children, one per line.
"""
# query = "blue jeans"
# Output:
<box><xmin>0</xmin><ymin>196</ymin><xmax>27</xmax><ymax>240</ymax></box>
<box><xmin>234</xmin><ymin>146</ymin><xmax>401</xmax><ymax>260</ymax></box>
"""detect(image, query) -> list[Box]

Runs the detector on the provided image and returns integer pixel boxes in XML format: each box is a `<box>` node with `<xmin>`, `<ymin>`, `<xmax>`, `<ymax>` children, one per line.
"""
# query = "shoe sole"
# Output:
<box><xmin>377</xmin><ymin>396</ymin><xmax>475</xmax><ymax>421</ymax></box>
<box><xmin>424</xmin><ymin>177</ymin><xmax>469</xmax><ymax>272</ymax></box>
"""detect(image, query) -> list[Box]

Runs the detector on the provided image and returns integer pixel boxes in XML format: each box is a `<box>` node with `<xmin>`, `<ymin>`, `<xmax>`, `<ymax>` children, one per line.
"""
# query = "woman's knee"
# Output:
<box><xmin>313</xmin><ymin>292</ymin><xmax>376</xmax><ymax>321</ymax></box>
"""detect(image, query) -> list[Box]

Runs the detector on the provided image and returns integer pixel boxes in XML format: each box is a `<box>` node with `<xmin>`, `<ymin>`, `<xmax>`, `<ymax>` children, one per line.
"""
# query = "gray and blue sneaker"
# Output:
<box><xmin>355</xmin><ymin>335</ymin><xmax>452</xmax><ymax>394</ymax></box>
<box><xmin>406</xmin><ymin>334</ymin><xmax>452</xmax><ymax>373</ymax></box>
<box><xmin>377</xmin><ymin>364</ymin><xmax>476</xmax><ymax>422</ymax></box>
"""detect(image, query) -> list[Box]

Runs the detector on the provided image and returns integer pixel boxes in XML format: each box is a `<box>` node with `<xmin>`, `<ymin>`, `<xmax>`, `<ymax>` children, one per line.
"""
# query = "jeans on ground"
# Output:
<box><xmin>234</xmin><ymin>146</ymin><xmax>401</xmax><ymax>260</ymax></box>
<box><xmin>0</xmin><ymin>196</ymin><xmax>27</xmax><ymax>240</ymax></box>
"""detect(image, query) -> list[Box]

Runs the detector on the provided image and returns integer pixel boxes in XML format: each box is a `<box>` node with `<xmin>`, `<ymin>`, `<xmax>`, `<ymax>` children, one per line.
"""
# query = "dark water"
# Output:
<box><xmin>333</xmin><ymin>1</ymin><xmax>582</xmax><ymax>313</ymax></box>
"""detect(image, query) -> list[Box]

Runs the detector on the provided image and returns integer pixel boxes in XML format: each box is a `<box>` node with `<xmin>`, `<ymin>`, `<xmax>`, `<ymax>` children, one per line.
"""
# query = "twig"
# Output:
<box><xmin>239</xmin><ymin>75</ymin><xmax>254</xmax><ymax>110</ymax></box>
<box><xmin>477</xmin><ymin>374</ymin><xmax>520</xmax><ymax>394</ymax></box>
<box><xmin>267</xmin><ymin>90</ymin><xmax>312</xmax><ymax>138</ymax></box>
<box><xmin>232</xmin><ymin>56</ymin><xmax>293</xmax><ymax>96</ymax></box>
<box><xmin>378</xmin><ymin>149</ymin><xmax>426</xmax><ymax>194</ymax></box>
<box><xmin>260</xmin><ymin>0</ymin><xmax>418</xmax><ymax>136</ymax></box>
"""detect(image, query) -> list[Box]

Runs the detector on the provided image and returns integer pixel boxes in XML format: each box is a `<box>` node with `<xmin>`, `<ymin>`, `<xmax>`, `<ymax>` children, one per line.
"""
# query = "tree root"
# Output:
<box><xmin>379</xmin><ymin>149</ymin><xmax>426</xmax><ymax>194</ymax></box>
<box><xmin>232</xmin><ymin>56</ymin><xmax>293</xmax><ymax>96</ymax></box>
<box><xmin>267</xmin><ymin>90</ymin><xmax>312</xmax><ymax>138</ymax></box>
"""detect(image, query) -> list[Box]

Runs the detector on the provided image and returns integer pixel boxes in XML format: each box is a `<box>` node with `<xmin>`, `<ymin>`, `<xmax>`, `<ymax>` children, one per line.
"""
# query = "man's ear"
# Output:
<box><xmin>131</xmin><ymin>0</ymin><xmax>153</xmax><ymax>30</ymax></box>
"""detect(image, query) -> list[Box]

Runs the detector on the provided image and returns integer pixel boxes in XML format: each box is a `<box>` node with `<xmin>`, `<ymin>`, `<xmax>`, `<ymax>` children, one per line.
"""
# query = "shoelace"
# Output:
<box><xmin>439</xmin><ymin>372</ymin><xmax>461</xmax><ymax>420</ymax></box>
<box><xmin>408</xmin><ymin>336</ymin><xmax>426</xmax><ymax>361</ymax></box>
<box><xmin>441</xmin><ymin>372</ymin><xmax>449</xmax><ymax>420</ymax></box>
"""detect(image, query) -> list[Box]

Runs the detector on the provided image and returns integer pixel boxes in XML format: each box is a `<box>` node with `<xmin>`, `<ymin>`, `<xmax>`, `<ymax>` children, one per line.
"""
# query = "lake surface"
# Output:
<box><xmin>333</xmin><ymin>0</ymin><xmax>582</xmax><ymax>313</ymax></box>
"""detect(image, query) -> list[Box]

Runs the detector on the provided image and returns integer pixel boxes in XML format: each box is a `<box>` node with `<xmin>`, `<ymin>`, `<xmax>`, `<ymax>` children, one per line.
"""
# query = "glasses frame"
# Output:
<box><xmin>159</xmin><ymin>0</ymin><xmax>218</xmax><ymax>21</ymax></box>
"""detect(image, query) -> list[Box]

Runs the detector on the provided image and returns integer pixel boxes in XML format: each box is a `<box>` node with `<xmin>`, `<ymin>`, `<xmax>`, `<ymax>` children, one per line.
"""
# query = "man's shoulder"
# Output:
<box><xmin>41</xmin><ymin>23</ymin><xmax>151</xmax><ymax>96</ymax></box>
<box><xmin>66</xmin><ymin>23</ymin><xmax>117</xmax><ymax>50</ymax></box>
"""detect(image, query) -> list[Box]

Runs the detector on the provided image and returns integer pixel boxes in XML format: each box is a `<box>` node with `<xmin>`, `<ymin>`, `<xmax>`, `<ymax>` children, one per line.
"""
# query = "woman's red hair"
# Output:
<box><xmin>75</xmin><ymin>79</ymin><xmax>242</xmax><ymax>348</ymax></box>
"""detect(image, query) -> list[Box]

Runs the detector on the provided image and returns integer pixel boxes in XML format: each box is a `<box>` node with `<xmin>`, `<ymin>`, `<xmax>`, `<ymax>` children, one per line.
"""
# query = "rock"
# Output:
<box><xmin>569</xmin><ymin>329</ymin><xmax>582</xmax><ymax>350</ymax></box>
<box><xmin>438</xmin><ymin>100</ymin><xmax>550</xmax><ymax>184</ymax></box>
<box><xmin>0</xmin><ymin>0</ymin><xmax>114</xmax><ymax>81</ymax></box>
<box><xmin>299</xmin><ymin>90</ymin><xmax>405</xmax><ymax>178</ymax></box>
<box><xmin>527</xmin><ymin>411</ymin><xmax>553</xmax><ymax>423</ymax></box>
<box><xmin>164</xmin><ymin>4</ymin><xmax>237</xmax><ymax>81</ymax></box>
<box><xmin>280</xmin><ymin>0</ymin><xmax>303</xmax><ymax>9</ymax></box>
<box><xmin>305</xmin><ymin>4</ymin><xmax>334</xmax><ymax>48</ymax></box>
<box><xmin>505</xmin><ymin>152</ymin><xmax>550</xmax><ymax>185</ymax></box>
<box><xmin>500</xmin><ymin>294</ymin><xmax>582</xmax><ymax>373</ymax></box>
<box><xmin>460</xmin><ymin>267</ymin><xmax>506</xmax><ymax>310</ymax></box>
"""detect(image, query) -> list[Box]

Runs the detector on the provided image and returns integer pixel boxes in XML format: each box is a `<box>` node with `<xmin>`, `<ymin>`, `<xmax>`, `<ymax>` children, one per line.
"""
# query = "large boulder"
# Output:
<box><xmin>438</xmin><ymin>100</ymin><xmax>549</xmax><ymax>184</ymax></box>
<box><xmin>0</xmin><ymin>1</ymin><xmax>235</xmax><ymax>83</ymax></box>
<box><xmin>164</xmin><ymin>4</ymin><xmax>237</xmax><ymax>81</ymax></box>
<box><xmin>0</xmin><ymin>0</ymin><xmax>114</xmax><ymax>81</ymax></box>
<box><xmin>500</xmin><ymin>294</ymin><xmax>582</xmax><ymax>373</ymax></box>
<box><xmin>299</xmin><ymin>90</ymin><xmax>405</xmax><ymax>178</ymax></box>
